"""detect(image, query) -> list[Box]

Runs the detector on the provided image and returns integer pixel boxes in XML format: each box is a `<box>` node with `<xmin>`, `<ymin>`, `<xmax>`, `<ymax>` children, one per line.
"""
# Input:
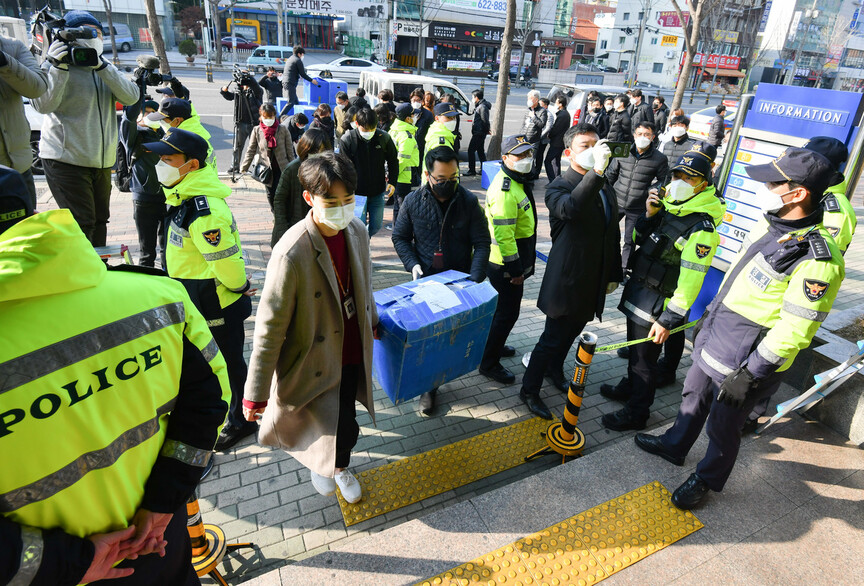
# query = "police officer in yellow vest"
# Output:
<box><xmin>0</xmin><ymin>165</ymin><xmax>230</xmax><ymax>584</ymax></box>
<box><xmin>422</xmin><ymin>103</ymin><xmax>458</xmax><ymax>181</ymax></box>
<box><xmin>146</xmin><ymin>98</ymin><xmax>218</xmax><ymax>173</ymax></box>
<box><xmin>482</xmin><ymin>136</ymin><xmax>539</xmax><ymax>407</ymax></box>
<box><xmin>602</xmin><ymin>146</ymin><xmax>724</xmax><ymax>431</ymax></box>
<box><xmin>388</xmin><ymin>103</ymin><xmax>420</xmax><ymax>226</ymax></box>
<box><xmin>145</xmin><ymin>129</ymin><xmax>257</xmax><ymax>451</ymax></box>
<box><xmin>635</xmin><ymin>148</ymin><xmax>845</xmax><ymax>509</ymax></box>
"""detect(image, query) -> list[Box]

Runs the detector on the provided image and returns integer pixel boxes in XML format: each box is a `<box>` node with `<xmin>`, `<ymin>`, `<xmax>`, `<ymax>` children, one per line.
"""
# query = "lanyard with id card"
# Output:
<box><xmin>330</xmin><ymin>257</ymin><xmax>356</xmax><ymax>319</ymax></box>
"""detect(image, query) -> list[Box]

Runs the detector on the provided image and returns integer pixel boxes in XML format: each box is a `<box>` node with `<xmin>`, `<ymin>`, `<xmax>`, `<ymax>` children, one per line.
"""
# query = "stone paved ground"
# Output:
<box><xmin>33</xmin><ymin>173</ymin><xmax>864</xmax><ymax>584</ymax></box>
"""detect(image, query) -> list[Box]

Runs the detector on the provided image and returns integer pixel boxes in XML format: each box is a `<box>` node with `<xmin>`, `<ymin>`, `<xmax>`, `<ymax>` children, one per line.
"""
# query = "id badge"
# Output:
<box><xmin>343</xmin><ymin>295</ymin><xmax>357</xmax><ymax>319</ymax></box>
<box><xmin>432</xmin><ymin>251</ymin><xmax>444</xmax><ymax>270</ymax></box>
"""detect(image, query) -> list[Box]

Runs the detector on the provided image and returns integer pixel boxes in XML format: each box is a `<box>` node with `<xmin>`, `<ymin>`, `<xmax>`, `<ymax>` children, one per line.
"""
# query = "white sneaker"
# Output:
<box><xmin>310</xmin><ymin>470</ymin><xmax>336</xmax><ymax>496</ymax></box>
<box><xmin>334</xmin><ymin>469</ymin><xmax>362</xmax><ymax>504</ymax></box>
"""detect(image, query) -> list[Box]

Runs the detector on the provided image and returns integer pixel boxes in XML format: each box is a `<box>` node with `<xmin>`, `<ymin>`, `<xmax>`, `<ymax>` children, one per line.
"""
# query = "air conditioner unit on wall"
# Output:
<box><xmin>665</xmin><ymin>50</ymin><xmax>676</xmax><ymax>59</ymax></box>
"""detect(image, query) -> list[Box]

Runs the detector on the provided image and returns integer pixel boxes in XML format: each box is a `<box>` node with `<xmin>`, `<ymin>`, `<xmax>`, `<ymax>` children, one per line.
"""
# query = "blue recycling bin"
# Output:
<box><xmin>276</xmin><ymin>101</ymin><xmax>318</xmax><ymax>127</ymax></box>
<box><xmin>481</xmin><ymin>161</ymin><xmax>502</xmax><ymax>189</ymax></box>
<box><xmin>303</xmin><ymin>77</ymin><xmax>348</xmax><ymax>105</ymax></box>
<box><xmin>372</xmin><ymin>270</ymin><xmax>498</xmax><ymax>404</ymax></box>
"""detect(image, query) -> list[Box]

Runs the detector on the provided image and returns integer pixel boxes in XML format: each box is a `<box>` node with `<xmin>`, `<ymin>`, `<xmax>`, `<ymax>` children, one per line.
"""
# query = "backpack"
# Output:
<box><xmin>113</xmin><ymin>140</ymin><xmax>132</xmax><ymax>193</ymax></box>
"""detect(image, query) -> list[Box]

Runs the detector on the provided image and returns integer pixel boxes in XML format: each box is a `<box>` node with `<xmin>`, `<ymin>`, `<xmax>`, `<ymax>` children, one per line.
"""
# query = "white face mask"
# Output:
<box><xmin>358</xmin><ymin>129</ymin><xmax>375</xmax><ymax>140</ymax></box>
<box><xmin>510</xmin><ymin>157</ymin><xmax>533</xmax><ymax>174</ymax></box>
<box><xmin>140</xmin><ymin>116</ymin><xmax>161</xmax><ymax>130</ymax></box>
<box><xmin>634</xmin><ymin>136</ymin><xmax>652</xmax><ymax>150</ymax></box>
<box><xmin>756</xmin><ymin>184</ymin><xmax>793</xmax><ymax>214</ymax></box>
<box><xmin>526</xmin><ymin>100</ymin><xmax>534</xmax><ymax>108</ymax></box>
<box><xmin>262</xmin><ymin>117</ymin><xmax>276</xmax><ymax>127</ymax></box>
<box><xmin>155</xmin><ymin>159</ymin><xmax>191</xmax><ymax>186</ymax></box>
<box><xmin>315</xmin><ymin>200</ymin><xmax>355</xmax><ymax>231</ymax></box>
<box><xmin>411</xmin><ymin>101</ymin><xmax>422</xmax><ymax>110</ymax></box>
<box><xmin>666</xmin><ymin>179</ymin><xmax>698</xmax><ymax>202</ymax></box>
<box><xmin>78</xmin><ymin>36</ymin><xmax>103</xmax><ymax>56</ymax></box>
<box><xmin>605</xmin><ymin>104</ymin><xmax>614</xmax><ymax>112</ymax></box>
<box><xmin>670</xmin><ymin>126</ymin><xmax>688</xmax><ymax>138</ymax></box>
<box><xmin>574</xmin><ymin>148</ymin><xmax>595</xmax><ymax>171</ymax></box>
<box><xmin>159</xmin><ymin>120</ymin><xmax>172</xmax><ymax>132</ymax></box>
<box><xmin>443</xmin><ymin>119</ymin><xmax>457</xmax><ymax>132</ymax></box>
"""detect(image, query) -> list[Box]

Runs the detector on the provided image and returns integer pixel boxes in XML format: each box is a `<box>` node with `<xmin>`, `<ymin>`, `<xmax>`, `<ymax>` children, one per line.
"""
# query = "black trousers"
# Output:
<box><xmin>522</xmin><ymin>314</ymin><xmax>587</xmax><ymax>396</ymax></box>
<box><xmin>336</xmin><ymin>364</ymin><xmax>361</xmax><ymax>469</ymax></box>
<box><xmin>133</xmin><ymin>200</ymin><xmax>167</xmax><ymax>268</ymax></box>
<box><xmin>480</xmin><ymin>266</ymin><xmax>524</xmax><ymax>371</ymax></box>
<box><xmin>392</xmin><ymin>182</ymin><xmax>412</xmax><ymax>226</ymax></box>
<box><xmin>532</xmin><ymin>142</ymin><xmax>546</xmax><ymax>179</ymax></box>
<box><xmin>660</xmin><ymin>363</ymin><xmax>782</xmax><ymax>491</ymax></box>
<box><xmin>467</xmin><ymin>133</ymin><xmax>487</xmax><ymax>173</ymax></box>
<box><xmin>210</xmin><ymin>295</ymin><xmax>253</xmax><ymax>430</ymax></box>
<box><xmin>284</xmin><ymin>83</ymin><xmax>300</xmax><ymax>109</ymax></box>
<box><xmin>231</xmin><ymin>122</ymin><xmax>254</xmax><ymax>171</ymax></box>
<box><xmin>620</xmin><ymin>208</ymin><xmax>642</xmax><ymax>271</ymax></box>
<box><xmin>43</xmin><ymin>159</ymin><xmax>111</xmax><ymax>246</ymax></box>
<box><xmin>660</xmin><ymin>329</ymin><xmax>686</xmax><ymax>373</ymax></box>
<box><xmin>624</xmin><ymin>319</ymin><xmax>663</xmax><ymax>420</ymax></box>
<box><xmin>544</xmin><ymin>146</ymin><xmax>564</xmax><ymax>180</ymax></box>
<box><xmin>89</xmin><ymin>504</ymin><xmax>199</xmax><ymax>586</ymax></box>
<box><xmin>266</xmin><ymin>163</ymin><xmax>282</xmax><ymax>212</ymax></box>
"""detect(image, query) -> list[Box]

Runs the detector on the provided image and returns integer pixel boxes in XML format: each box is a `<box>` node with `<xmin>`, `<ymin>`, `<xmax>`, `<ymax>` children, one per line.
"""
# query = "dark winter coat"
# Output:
<box><xmin>583</xmin><ymin>108</ymin><xmax>609</xmax><ymax>139</ymax></box>
<box><xmin>339</xmin><ymin>127</ymin><xmax>399</xmax><ymax>196</ymax></box>
<box><xmin>653</xmin><ymin>104</ymin><xmax>669</xmax><ymax>132</ymax></box>
<box><xmin>708</xmin><ymin>114</ymin><xmax>725</xmax><ymax>147</ymax></box>
<box><xmin>630</xmin><ymin>100</ymin><xmax>655</xmax><ymax>129</ymax></box>
<box><xmin>547</xmin><ymin>108</ymin><xmax>570</xmax><ymax>150</ymax></box>
<box><xmin>220</xmin><ymin>78</ymin><xmax>263</xmax><ymax>125</ymax></box>
<box><xmin>606</xmin><ymin>109</ymin><xmax>632</xmax><ymax>142</ymax></box>
<box><xmin>472</xmin><ymin>99</ymin><xmax>491</xmax><ymax>136</ymax></box>
<box><xmin>309</xmin><ymin>114</ymin><xmax>336</xmax><ymax>143</ymax></box>
<box><xmin>119</xmin><ymin>86</ymin><xmax>163</xmax><ymax>202</ymax></box>
<box><xmin>392</xmin><ymin>183</ymin><xmax>491</xmax><ymax>282</ymax></box>
<box><xmin>659</xmin><ymin>135</ymin><xmax>695</xmax><ymax>183</ymax></box>
<box><xmin>259</xmin><ymin>74</ymin><xmax>283</xmax><ymax>103</ymax></box>
<box><xmin>522</xmin><ymin>104</ymin><xmax>548</xmax><ymax>144</ymax></box>
<box><xmin>538</xmin><ymin>165</ymin><xmax>623</xmax><ymax>321</ymax></box>
<box><xmin>605</xmin><ymin>142</ymin><xmax>669</xmax><ymax>211</ymax></box>
<box><xmin>271</xmin><ymin>157</ymin><xmax>305</xmax><ymax>246</ymax></box>
<box><xmin>282</xmin><ymin>54</ymin><xmax>314</xmax><ymax>87</ymax></box>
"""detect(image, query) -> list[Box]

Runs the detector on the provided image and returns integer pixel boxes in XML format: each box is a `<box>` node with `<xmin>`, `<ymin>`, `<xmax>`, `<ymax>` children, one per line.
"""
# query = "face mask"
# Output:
<box><xmin>605</xmin><ymin>104</ymin><xmax>613</xmax><ymax>112</ymax></box>
<box><xmin>666</xmin><ymin>179</ymin><xmax>699</xmax><ymax>202</ymax></box>
<box><xmin>756</xmin><ymin>184</ymin><xmax>793</xmax><ymax>214</ymax></box>
<box><xmin>574</xmin><ymin>148</ymin><xmax>595</xmax><ymax>171</ymax></box>
<box><xmin>155</xmin><ymin>159</ymin><xmax>190</xmax><ymax>186</ymax></box>
<box><xmin>591</xmin><ymin>107</ymin><xmax>601</xmax><ymax>113</ymax></box>
<box><xmin>78</xmin><ymin>37</ymin><xmax>103</xmax><ymax>56</ymax></box>
<box><xmin>299</xmin><ymin>54</ymin><xmax>304</xmax><ymax>61</ymax></box>
<box><xmin>429</xmin><ymin>177</ymin><xmax>459</xmax><ymax>199</ymax></box>
<box><xmin>159</xmin><ymin>120</ymin><xmax>172</xmax><ymax>132</ymax></box>
<box><xmin>670</xmin><ymin>126</ymin><xmax>687</xmax><ymax>138</ymax></box>
<box><xmin>359</xmin><ymin>129</ymin><xmax>375</xmax><ymax>140</ymax></box>
<box><xmin>351</xmin><ymin>121</ymin><xmax>358</xmax><ymax>129</ymax></box>
<box><xmin>141</xmin><ymin>116</ymin><xmax>161</xmax><ymax>130</ymax></box>
<box><xmin>262</xmin><ymin>117</ymin><xmax>276</xmax><ymax>127</ymax></box>
<box><xmin>526</xmin><ymin>100</ymin><xmax>534</xmax><ymax>108</ymax></box>
<box><xmin>634</xmin><ymin>136</ymin><xmax>652</xmax><ymax>150</ymax></box>
<box><xmin>510</xmin><ymin>157</ymin><xmax>533</xmax><ymax>174</ymax></box>
<box><xmin>411</xmin><ymin>101</ymin><xmax>422</xmax><ymax>110</ymax></box>
<box><xmin>314</xmin><ymin>200</ymin><xmax>354</xmax><ymax>230</ymax></box>
<box><xmin>443</xmin><ymin>119</ymin><xmax>457</xmax><ymax>132</ymax></box>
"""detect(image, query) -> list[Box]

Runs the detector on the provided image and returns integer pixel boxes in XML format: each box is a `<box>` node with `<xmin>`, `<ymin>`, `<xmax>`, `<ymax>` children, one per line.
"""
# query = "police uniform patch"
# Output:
<box><xmin>803</xmin><ymin>279</ymin><xmax>829</xmax><ymax>302</ymax></box>
<box><xmin>201</xmin><ymin>229</ymin><xmax>221</xmax><ymax>247</ymax></box>
<box><xmin>193</xmin><ymin>196</ymin><xmax>210</xmax><ymax>213</ymax></box>
<box><xmin>169</xmin><ymin>230</ymin><xmax>184</xmax><ymax>248</ymax></box>
<box><xmin>748</xmin><ymin>267</ymin><xmax>770</xmax><ymax>291</ymax></box>
<box><xmin>502</xmin><ymin>177</ymin><xmax>511</xmax><ymax>191</ymax></box>
<box><xmin>439</xmin><ymin>137</ymin><xmax>446</xmax><ymax>145</ymax></box>
<box><xmin>695</xmin><ymin>244</ymin><xmax>712</xmax><ymax>259</ymax></box>
<box><xmin>823</xmin><ymin>194</ymin><xmax>840</xmax><ymax>212</ymax></box>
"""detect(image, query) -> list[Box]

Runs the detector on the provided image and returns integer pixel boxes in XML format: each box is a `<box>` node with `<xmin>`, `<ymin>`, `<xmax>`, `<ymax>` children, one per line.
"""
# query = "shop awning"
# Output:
<box><xmin>701</xmin><ymin>67</ymin><xmax>745</xmax><ymax>78</ymax></box>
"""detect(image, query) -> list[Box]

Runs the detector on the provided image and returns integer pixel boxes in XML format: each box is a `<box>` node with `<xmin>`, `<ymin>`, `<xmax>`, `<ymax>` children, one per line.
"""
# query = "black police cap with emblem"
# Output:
<box><xmin>671</xmin><ymin>149</ymin><xmax>712</xmax><ymax>180</ymax></box>
<box><xmin>687</xmin><ymin>141</ymin><xmax>717</xmax><ymax>163</ymax></box>
<box><xmin>746</xmin><ymin>147</ymin><xmax>842</xmax><ymax>196</ymax></box>
<box><xmin>395</xmin><ymin>102</ymin><xmax>414</xmax><ymax>121</ymax></box>
<box><xmin>802</xmin><ymin>136</ymin><xmax>848</xmax><ymax>171</ymax></box>
<box><xmin>143</xmin><ymin>128</ymin><xmax>209</xmax><ymax>167</ymax></box>
<box><xmin>433</xmin><ymin>103</ymin><xmax>459</xmax><ymax>117</ymax></box>
<box><xmin>502</xmin><ymin>135</ymin><xmax>534</xmax><ymax>156</ymax></box>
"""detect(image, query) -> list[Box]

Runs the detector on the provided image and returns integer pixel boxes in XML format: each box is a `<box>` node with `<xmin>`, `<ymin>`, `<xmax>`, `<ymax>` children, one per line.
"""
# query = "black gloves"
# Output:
<box><xmin>717</xmin><ymin>366</ymin><xmax>758</xmax><ymax>410</ymax></box>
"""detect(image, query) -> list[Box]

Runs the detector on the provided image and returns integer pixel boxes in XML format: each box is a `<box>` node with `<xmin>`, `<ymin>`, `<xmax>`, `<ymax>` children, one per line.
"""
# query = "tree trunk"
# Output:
<box><xmin>670</xmin><ymin>0</ymin><xmax>699</xmax><ymax>112</ymax></box>
<box><xmin>102</xmin><ymin>0</ymin><xmax>119</xmax><ymax>63</ymax></box>
<box><xmin>144</xmin><ymin>0</ymin><xmax>170</xmax><ymax>74</ymax></box>
<box><xmin>488</xmin><ymin>0</ymin><xmax>517</xmax><ymax>160</ymax></box>
<box><xmin>213</xmin><ymin>1</ymin><xmax>224</xmax><ymax>66</ymax></box>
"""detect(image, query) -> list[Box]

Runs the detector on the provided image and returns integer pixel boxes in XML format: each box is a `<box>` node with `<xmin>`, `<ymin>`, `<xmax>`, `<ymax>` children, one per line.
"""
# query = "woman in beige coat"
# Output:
<box><xmin>241</xmin><ymin>103</ymin><xmax>296</xmax><ymax>211</ymax></box>
<box><xmin>243</xmin><ymin>152</ymin><xmax>377</xmax><ymax>504</ymax></box>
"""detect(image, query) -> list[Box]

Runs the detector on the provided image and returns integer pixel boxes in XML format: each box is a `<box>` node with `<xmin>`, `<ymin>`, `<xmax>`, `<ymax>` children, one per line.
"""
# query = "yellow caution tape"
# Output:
<box><xmin>594</xmin><ymin>319</ymin><xmax>699</xmax><ymax>353</ymax></box>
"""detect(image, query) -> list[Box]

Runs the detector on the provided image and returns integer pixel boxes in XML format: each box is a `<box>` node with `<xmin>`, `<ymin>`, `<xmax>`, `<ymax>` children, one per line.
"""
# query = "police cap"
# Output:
<box><xmin>433</xmin><ymin>103</ymin><xmax>459</xmax><ymax>117</ymax></box>
<box><xmin>147</xmin><ymin>97</ymin><xmax>192</xmax><ymax>122</ymax></box>
<box><xmin>143</xmin><ymin>128</ymin><xmax>209</xmax><ymax>167</ymax></box>
<box><xmin>395</xmin><ymin>102</ymin><xmax>414</xmax><ymax>121</ymax></box>
<box><xmin>746</xmin><ymin>147</ymin><xmax>842</xmax><ymax>195</ymax></box>
<box><xmin>502</xmin><ymin>135</ymin><xmax>534</xmax><ymax>156</ymax></box>
<box><xmin>671</xmin><ymin>149</ymin><xmax>712</xmax><ymax>180</ymax></box>
<box><xmin>802</xmin><ymin>136</ymin><xmax>848</xmax><ymax>170</ymax></box>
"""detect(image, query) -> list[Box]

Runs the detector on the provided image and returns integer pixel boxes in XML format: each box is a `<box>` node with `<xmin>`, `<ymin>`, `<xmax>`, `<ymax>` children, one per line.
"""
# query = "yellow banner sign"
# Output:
<box><xmin>661</xmin><ymin>35</ymin><xmax>678</xmax><ymax>47</ymax></box>
<box><xmin>713</xmin><ymin>30</ymin><xmax>740</xmax><ymax>43</ymax></box>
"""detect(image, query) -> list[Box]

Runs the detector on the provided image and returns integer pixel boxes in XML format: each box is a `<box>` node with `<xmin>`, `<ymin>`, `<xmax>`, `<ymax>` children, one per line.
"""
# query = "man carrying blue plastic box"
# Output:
<box><xmin>282</xmin><ymin>46</ymin><xmax>319</xmax><ymax>108</ymax></box>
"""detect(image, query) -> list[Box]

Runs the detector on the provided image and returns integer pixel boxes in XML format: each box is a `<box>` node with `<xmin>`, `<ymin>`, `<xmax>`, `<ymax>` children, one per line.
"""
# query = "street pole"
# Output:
<box><xmin>276</xmin><ymin>0</ymin><xmax>284</xmax><ymax>47</ymax></box>
<box><xmin>416</xmin><ymin>0</ymin><xmax>424</xmax><ymax>74</ymax></box>
<box><xmin>203</xmin><ymin>0</ymin><xmax>212</xmax><ymax>61</ymax></box>
<box><xmin>628</xmin><ymin>6</ymin><xmax>647</xmax><ymax>86</ymax></box>
<box><xmin>230</xmin><ymin>4</ymin><xmax>237</xmax><ymax>67</ymax></box>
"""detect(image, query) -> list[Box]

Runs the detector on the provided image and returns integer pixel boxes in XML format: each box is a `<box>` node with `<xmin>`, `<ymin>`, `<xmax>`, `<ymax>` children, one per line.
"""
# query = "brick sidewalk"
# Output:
<box><xmin>33</xmin><ymin>174</ymin><xmax>864</xmax><ymax>584</ymax></box>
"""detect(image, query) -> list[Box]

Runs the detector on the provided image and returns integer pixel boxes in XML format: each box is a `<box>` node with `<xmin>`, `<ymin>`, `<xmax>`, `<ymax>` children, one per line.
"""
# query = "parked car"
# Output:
<box><xmin>305</xmin><ymin>57</ymin><xmax>385</xmax><ymax>82</ymax></box>
<box><xmin>688</xmin><ymin>103</ymin><xmax>738</xmax><ymax>142</ymax></box>
<box><xmin>101</xmin><ymin>22</ymin><xmax>134</xmax><ymax>52</ymax></box>
<box><xmin>221</xmin><ymin>36</ymin><xmax>259</xmax><ymax>51</ymax></box>
<box><xmin>246</xmin><ymin>45</ymin><xmax>293</xmax><ymax>72</ymax></box>
<box><xmin>487</xmin><ymin>66</ymin><xmax>532</xmax><ymax>86</ymax></box>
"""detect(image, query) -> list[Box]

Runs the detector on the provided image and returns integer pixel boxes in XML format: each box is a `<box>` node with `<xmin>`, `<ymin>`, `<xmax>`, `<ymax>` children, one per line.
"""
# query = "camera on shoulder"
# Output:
<box><xmin>30</xmin><ymin>7</ymin><xmax>101</xmax><ymax>68</ymax></box>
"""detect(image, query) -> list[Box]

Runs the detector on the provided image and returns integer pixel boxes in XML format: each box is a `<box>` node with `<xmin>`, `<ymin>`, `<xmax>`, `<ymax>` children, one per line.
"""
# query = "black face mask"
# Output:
<box><xmin>429</xmin><ymin>178</ymin><xmax>458</xmax><ymax>200</ymax></box>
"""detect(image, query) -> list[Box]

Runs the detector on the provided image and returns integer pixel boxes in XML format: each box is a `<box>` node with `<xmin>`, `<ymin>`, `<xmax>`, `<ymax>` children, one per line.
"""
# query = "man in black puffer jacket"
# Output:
<box><xmin>605</xmin><ymin>121</ymin><xmax>668</xmax><ymax>272</ymax></box>
<box><xmin>629</xmin><ymin>89</ymin><xmax>655</xmax><ymax>128</ymax></box>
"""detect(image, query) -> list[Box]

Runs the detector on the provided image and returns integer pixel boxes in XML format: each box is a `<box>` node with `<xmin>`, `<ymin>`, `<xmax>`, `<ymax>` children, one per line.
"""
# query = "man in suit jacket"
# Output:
<box><xmin>544</xmin><ymin>95</ymin><xmax>571</xmax><ymax>181</ymax></box>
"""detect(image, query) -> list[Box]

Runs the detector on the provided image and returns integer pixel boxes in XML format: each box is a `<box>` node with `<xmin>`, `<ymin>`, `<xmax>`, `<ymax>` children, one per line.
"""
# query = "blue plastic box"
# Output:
<box><xmin>372</xmin><ymin>270</ymin><xmax>498</xmax><ymax>404</ymax></box>
<box><xmin>304</xmin><ymin>77</ymin><xmax>348</xmax><ymax>105</ymax></box>
<box><xmin>354</xmin><ymin>195</ymin><xmax>367</xmax><ymax>221</ymax></box>
<box><xmin>481</xmin><ymin>161</ymin><xmax>502</xmax><ymax>189</ymax></box>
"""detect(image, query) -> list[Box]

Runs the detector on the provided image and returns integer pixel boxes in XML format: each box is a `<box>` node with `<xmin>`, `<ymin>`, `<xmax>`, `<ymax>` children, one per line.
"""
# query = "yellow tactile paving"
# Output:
<box><xmin>337</xmin><ymin>417</ymin><xmax>549</xmax><ymax>526</ymax></box>
<box><xmin>417</xmin><ymin>481</ymin><xmax>703</xmax><ymax>586</ymax></box>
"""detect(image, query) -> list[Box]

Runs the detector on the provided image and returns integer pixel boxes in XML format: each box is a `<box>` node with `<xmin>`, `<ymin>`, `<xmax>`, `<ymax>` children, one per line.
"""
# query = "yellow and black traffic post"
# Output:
<box><xmin>205</xmin><ymin>60</ymin><xmax>214</xmax><ymax>83</ymax></box>
<box><xmin>525</xmin><ymin>331</ymin><xmax>597</xmax><ymax>464</ymax></box>
<box><xmin>186</xmin><ymin>494</ymin><xmax>254</xmax><ymax>585</ymax></box>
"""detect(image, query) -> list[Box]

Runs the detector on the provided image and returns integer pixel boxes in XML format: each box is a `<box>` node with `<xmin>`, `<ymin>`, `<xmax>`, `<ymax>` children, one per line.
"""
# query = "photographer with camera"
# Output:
<box><xmin>31</xmin><ymin>10</ymin><xmax>138</xmax><ymax>247</ymax></box>
<box><xmin>0</xmin><ymin>32</ymin><xmax>47</xmax><ymax>208</ymax></box>
<box><xmin>221</xmin><ymin>67</ymin><xmax>263</xmax><ymax>174</ymax></box>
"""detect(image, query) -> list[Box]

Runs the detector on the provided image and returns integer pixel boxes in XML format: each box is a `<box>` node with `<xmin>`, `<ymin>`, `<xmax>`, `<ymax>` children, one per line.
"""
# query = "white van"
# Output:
<box><xmin>246</xmin><ymin>46</ymin><xmax>293</xmax><ymax>73</ymax></box>
<box><xmin>359</xmin><ymin>71</ymin><xmax>475</xmax><ymax>116</ymax></box>
<box><xmin>101</xmin><ymin>23</ymin><xmax>135</xmax><ymax>52</ymax></box>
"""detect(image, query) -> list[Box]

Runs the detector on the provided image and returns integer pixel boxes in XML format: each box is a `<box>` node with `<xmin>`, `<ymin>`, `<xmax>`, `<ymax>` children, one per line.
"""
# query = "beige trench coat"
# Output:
<box><xmin>244</xmin><ymin>212</ymin><xmax>378</xmax><ymax>476</ymax></box>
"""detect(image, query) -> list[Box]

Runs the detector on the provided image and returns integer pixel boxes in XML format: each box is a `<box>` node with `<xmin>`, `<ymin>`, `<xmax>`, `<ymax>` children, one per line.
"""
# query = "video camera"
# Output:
<box><xmin>30</xmin><ymin>7</ymin><xmax>100</xmax><ymax>68</ymax></box>
<box><xmin>232</xmin><ymin>64</ymin><xmax>254</xmax><ymax>88</ymax></box>
<box><xmin>133</xmin><ymin>54</ymin><xmax>173</xmax><ymax>87</ymax></box>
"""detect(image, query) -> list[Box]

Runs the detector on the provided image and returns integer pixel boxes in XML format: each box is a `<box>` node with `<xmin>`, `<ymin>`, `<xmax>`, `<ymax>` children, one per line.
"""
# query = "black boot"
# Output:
<box><xmin>671</xmin><ymin>473</ymin><xmax>711</xmax><ymax>509</ymax></box>
<box><xmin>600</xmin><ymin>377</ymin><xmax>632</xmax><ymax>402</ymax></box>
<box><xmin>519</xmin><ymin>390</ymin><xmax>552</xmax><ymax>420</ymax></box>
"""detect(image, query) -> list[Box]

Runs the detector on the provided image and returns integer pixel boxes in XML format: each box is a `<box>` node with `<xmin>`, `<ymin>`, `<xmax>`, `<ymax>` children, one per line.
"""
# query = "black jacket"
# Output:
<box><xmin>605</xmin><ymin>143</ymin><xmax>669</xmax><ymax>211</ymax></box>
<box><xmin>414</xmin><ymin>107</ymin><xmax>435</xmax><ymax>151</ymax></box>
<box><xmin>653</xmin><ymin>104</ymin><xmax>669</xmax><ymax>132</ymax></box>
<box><xmin>472</xmin><ymin>99</ymin><xmax>491</xmax><ymax>135</ymax></box>
<box><xmin>119</xmin><ymin>83</ymin><xmax>163</xmax><ymax>202</ymax></box>
<box><xmin>606</xmin><ymin>109</ymin><xmax>632</xmax><ymax>142</ymax></box>
<box><xmin>630</xmin><ymin>100</ymin><xmax>655</xmax><ymax>129</ymax></box>
<box><xmin>282</xmin><ymin>54</ymin><xmax>313</xmax><ymax>87</ymax></box>
<box><xmin>271</xmin><ymin>157</ymin><xmax>304</xmax><ymax>246</ymax></box>
<box><xmin>309</xmin><ymin>114</ymin><xmax>336</xmax><ymax>143</ymax></box>
<box><xmin>522</xmin><ymin>105</ymin><xmax>548</xmax><ymax>144</ymax></box>
<box><xmin>547</xmin><ymin>109</ymin><xmax>570</xmax><ymax>150</ymax></box>
<box><xmin>659</xmin><ymin>135</ymin><xmax>694</xmax><ymax>183</ymax></box>
<box><xmin>220</xmin><ymin>78</ymin><xmax>263</xmax><ymax>125</ymax></box>
<box><xmin>583</xmin><ymin>108</ymin><xmax>609</xmax><ymax>138</ymax></box>
<box><xmin>348</xmin><ymin>95</ymin><xmax>369</xmax><ymax>109</ymax></box>
<box><xmin>259</xmin><ymin>74</ymin><xmax>283</xmax><ymax>103</ymax></box>
<box><xmin>708</xmin><ymin>114</ymin><xmax>725</xmax><ymax>147</ymax></box>
<box><xmin>539</xmin><ymin>165</ymin><xmax>623</xmax><ymax>321</ymax></box>
<box><xmin>392</xmin><ymin>183</ymin><xmax>491</xmax><ymax>282</ymax></box>
<box><xmin>339</xmin><ymin>127</ymin><xmax>399</xmax><ymax>196</ymax></box>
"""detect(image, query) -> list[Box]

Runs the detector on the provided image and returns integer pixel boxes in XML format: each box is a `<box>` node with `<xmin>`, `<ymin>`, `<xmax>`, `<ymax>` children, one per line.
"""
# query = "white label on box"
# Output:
<box><xmin>412</xmin><ymin>281</ymin><xmax>461</xmax><ymax>313</ymax></box>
